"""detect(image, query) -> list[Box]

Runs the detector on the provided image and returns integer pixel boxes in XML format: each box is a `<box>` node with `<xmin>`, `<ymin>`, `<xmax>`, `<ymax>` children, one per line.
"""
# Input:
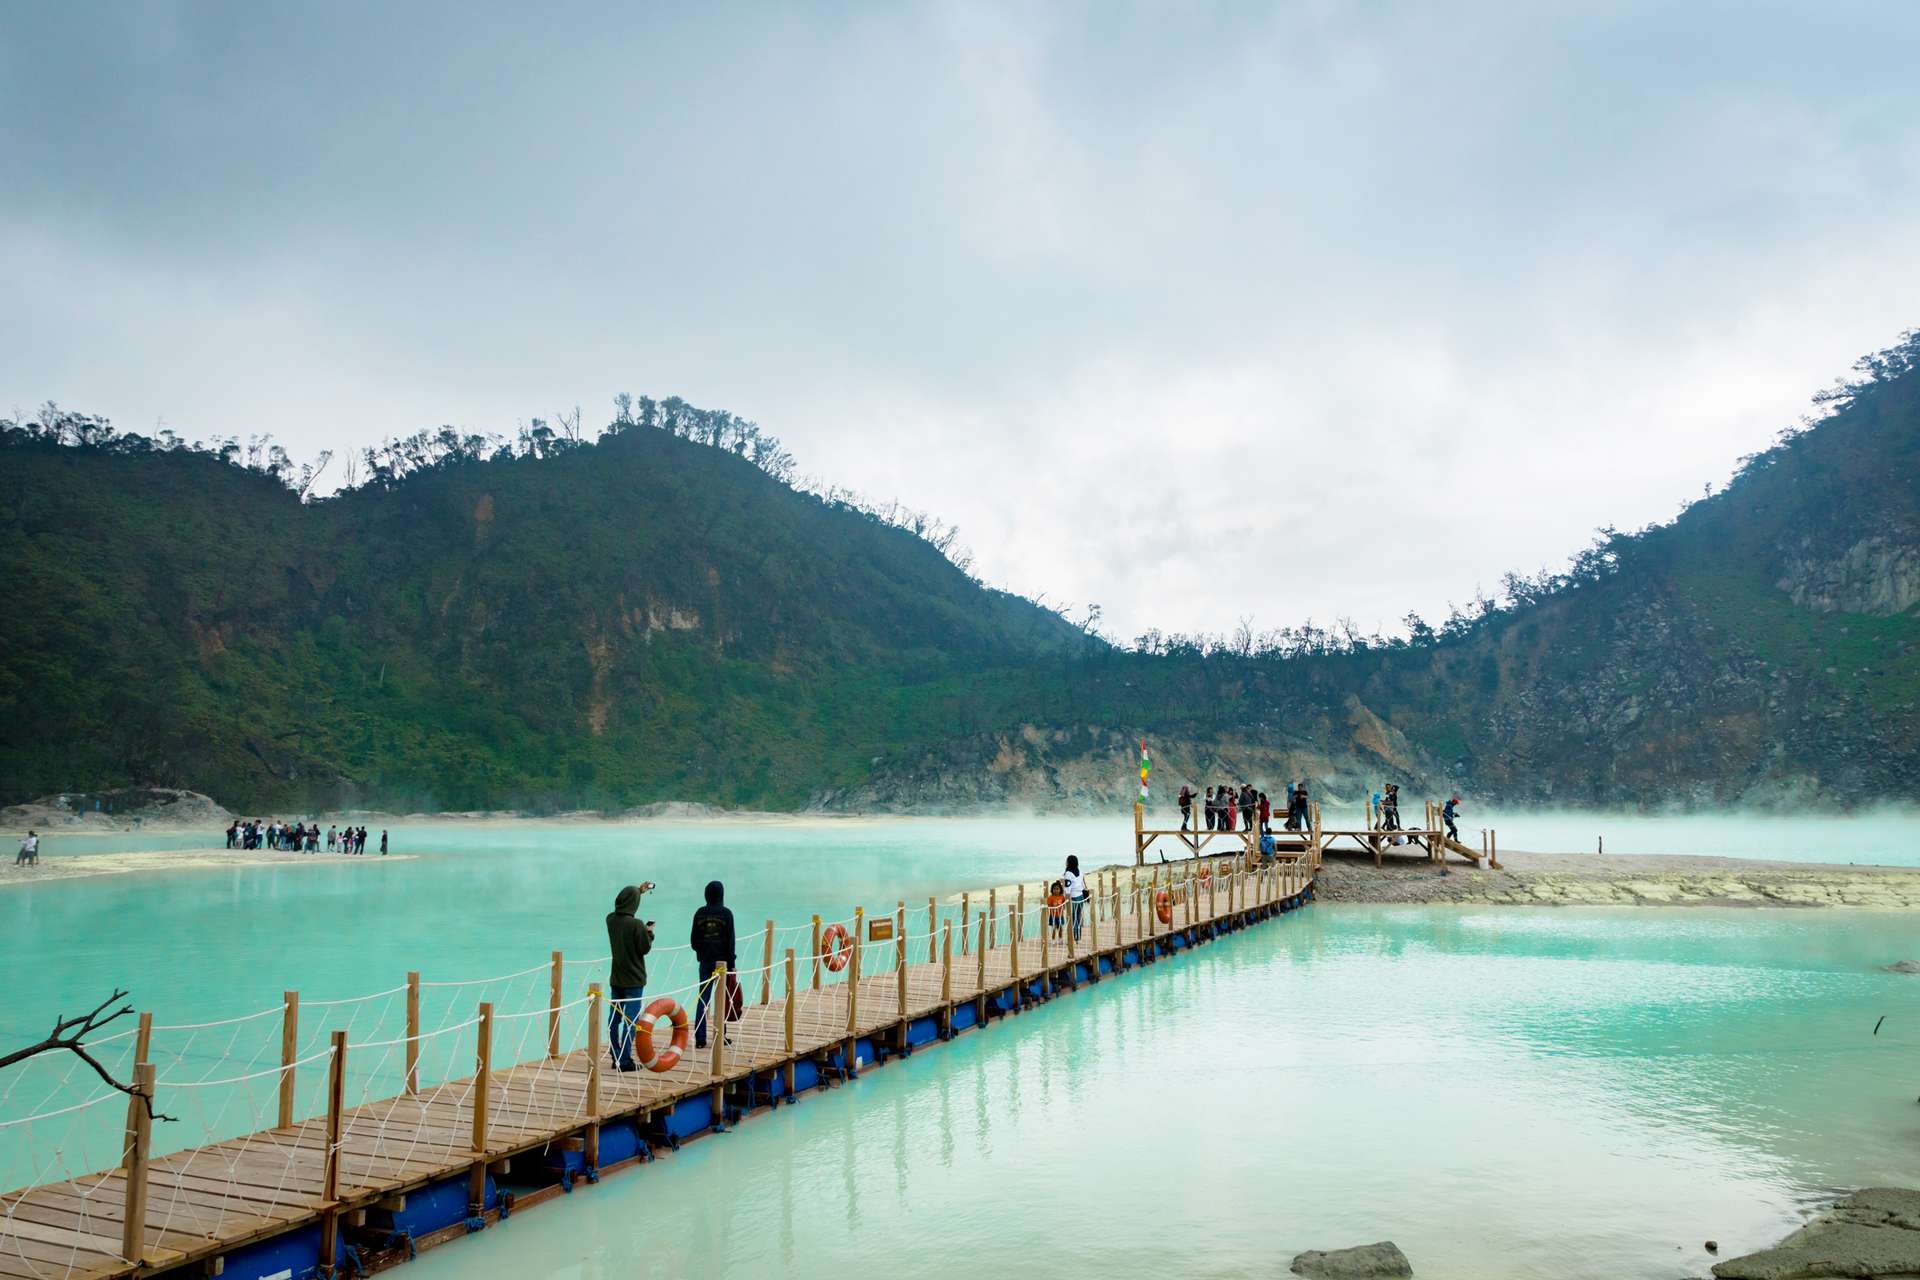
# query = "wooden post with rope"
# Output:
<box><xmin>845</xmin><ymin>908</ymin><xmax>863</xmax><ymax>1076</ymax></box>
<box><xmin>469</xmin><ymin>1003</ymin><xmax>493</xmax><ymax>1215</ymax></box>
<box><xmin>940</xmin><ymin>922</ymin><xmax>953</xmax><ymax>1035</ymax></box>
<box><xmin>1040</xmin><ymin>888</ymin><xmax>1052</xmax><ymax>994</ymax></box>
<box><xmin>119</xmin><ymin>1061</ymin><xmax>154</xmax><ymax>1265</ymax></box>
<box><xmin>974</xmin><ymin>914</ymin><xmax>988</xmax><ymax>1022</ymax></box>
<box><xmin>811</xmin><ymin>914</ymin><xmax>823</xmax><ymax>991</ymax></box>
<box><xmin>585</xmin><ymin>983</ymin><xmax>602</xmax><ymax>1170</ymax></box>
<box><xmin>894</xmin><ymin>901</ymin><xmax>908</xmax><ymax>1044</ymax></box>
<box><xmin>709</xmin><ymin>963</ymin><xmax>727</xmax><ymax>1123</ymax></box>
<box><xmin>927</xmin><ymin>897</ymin><xmax>938</xmax><ymax>965</ymax></box>
<box><xmin>121</xmin><ymin>1011</ymin><xmax>152</xmax><ymax>1171</ymax></box>
<box><xmin>761</xmin><ymin>920</ymin><xmax>775</xmax><ymax>1005</ymax></box>
<box><xmin>318</xmin><ymin>1032</ymin><xmax>346</xmax><ymax>1276</ymax></box>
<box><xmin>1015</xmin><ymin>883</ymin><xmax>1025</xmax><ymax>958</ymax></box>
<box><xmin>960</xmin><ymin>893</ymin><xmax>970</xmax><ymax>954</ymax></box>
<box><xmin>782</xmin><ymin>949</ymin><xmax>797</xmax><ymax>1096</ymax></box>
<box><xmin>405</xmin><ymin>971</ymin><xmax>421</xmax><ymax>1095</ymax></box>
<box><xmin>1007</xmin><ymin>906</ymin><xmax>1019</xmax><ymax>1004</ymax></box>
<box><xmin>1066</xmin><ymin>885</ymin><xmax>1077</xmax><ymax>963</ymax></box>
<box><xmin>988</xmin><ymin>888</ymin><xmax>997</xmax><ymax>949</ymax></box>
<box><xmin>278</xmin><ymin>990</ymin><xmax>299</xmax><ymax>1130</ymax></box>
<box><xmin>1134</xmin><ymin>800</ymin><xmax>1145</xmax><ymax>866</ymax></box>
<box><xmin>1089</xmin><ymin>875</ymin><xmax>1101</xmax><ymax>968</ymax></box>
<box><xmin>547</xmin><ymin>950</ymin><xmax>564</xmax><ymax>1059</ymax></box>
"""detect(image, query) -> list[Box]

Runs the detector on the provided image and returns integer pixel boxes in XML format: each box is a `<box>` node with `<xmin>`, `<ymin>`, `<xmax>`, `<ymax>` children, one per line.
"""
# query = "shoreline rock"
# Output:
<box><xmin>1314</xmin><ymin>850</ymin><xmax>1920</xmax><ymax>909</ymax></box>
<box><xmin>1291</xmin><ymin>1240</ymin><xmax>1414</xmax><ymax>1278</ymax></box>
<box><xmin>1713</xmin><ymin>1188</ymin><xmax>1920</xmax><ymax>1279</ymax></box>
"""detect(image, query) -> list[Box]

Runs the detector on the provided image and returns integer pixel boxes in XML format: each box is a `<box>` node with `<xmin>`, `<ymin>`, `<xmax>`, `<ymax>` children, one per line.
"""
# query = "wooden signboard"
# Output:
<box><xmin>868</xmin><ymin>918</ymin><xmax>894</xmax><ymax>941</ymax></box>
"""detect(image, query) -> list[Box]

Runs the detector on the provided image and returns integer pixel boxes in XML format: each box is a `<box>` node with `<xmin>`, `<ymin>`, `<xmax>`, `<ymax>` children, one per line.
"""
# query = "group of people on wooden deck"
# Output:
<box><xmin>1175</xmin><ymin>781</ymin><xmax>1313</xmax><ymax>834</ymax></box>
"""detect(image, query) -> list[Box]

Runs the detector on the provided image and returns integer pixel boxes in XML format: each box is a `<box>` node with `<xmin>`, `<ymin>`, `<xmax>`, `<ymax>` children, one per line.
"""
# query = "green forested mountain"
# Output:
<box><xmin>0</xmin><ymin>420</ymin><xmax>1087</xmax><ymax>810</ymax></box>
<box><xmin>4</xmin><ymin>334</ymin><xmax>1917</xmax><ymax>813</ymax></box>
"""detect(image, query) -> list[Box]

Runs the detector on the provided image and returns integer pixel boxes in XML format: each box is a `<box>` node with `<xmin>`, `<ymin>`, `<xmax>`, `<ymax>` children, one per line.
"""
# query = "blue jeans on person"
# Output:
<box><xmin>608</xmin><ymin>985</ymin><xmax>644</xmax><ymax>1070</ymax></box>
<box><xmin>1070</xmin><ymin>896</ymin><xmax>1086</xmax><ymax>940</ymax></box>
<box><xmin>694</xmin><ymin>960</ymin><xmax>730</xmax><ymax>1049</ymax></box>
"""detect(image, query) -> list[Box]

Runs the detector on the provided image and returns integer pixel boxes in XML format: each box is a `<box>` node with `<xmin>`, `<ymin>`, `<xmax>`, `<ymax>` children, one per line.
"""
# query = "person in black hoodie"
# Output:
<box><xmin>690</xmin><ymin>880</ymin><xmax>736</xmax><ymax>1051</ymax></box>
<box><xmin>605</xmin><ymin>882</ymin><xmax>655</xmax><ymax>1071</ymax></box>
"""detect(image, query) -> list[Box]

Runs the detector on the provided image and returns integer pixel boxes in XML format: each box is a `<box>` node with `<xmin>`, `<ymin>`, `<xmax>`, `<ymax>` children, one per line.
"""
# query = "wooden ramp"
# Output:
<box><xmin>2</xmin><ymin>857</ymin><xmax>1313</xmax><ymax>1280</ymax></box>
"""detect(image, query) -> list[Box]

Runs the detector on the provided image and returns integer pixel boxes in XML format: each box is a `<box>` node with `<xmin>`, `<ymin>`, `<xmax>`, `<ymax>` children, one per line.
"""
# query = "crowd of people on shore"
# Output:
<box><xmin>225</xmin><ymin>820</ymin><xmax>387</xmax><ymax>855</ymax></box>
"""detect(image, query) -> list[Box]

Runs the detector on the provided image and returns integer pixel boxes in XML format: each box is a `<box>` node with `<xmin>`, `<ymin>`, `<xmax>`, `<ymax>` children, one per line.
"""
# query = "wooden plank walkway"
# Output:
<box><xmin>1</xmin><ymin>858</ymin><xmax>1311</xmax><ymax>1280</ymax></box>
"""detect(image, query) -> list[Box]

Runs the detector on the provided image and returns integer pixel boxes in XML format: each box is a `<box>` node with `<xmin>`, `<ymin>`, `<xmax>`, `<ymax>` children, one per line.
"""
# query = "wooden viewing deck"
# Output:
<box><xmin>1135</xmin><ymin>799</ymin><xmax>1491</xmax><ymax>870</ymax></box>
<box><xmin>2</xmin><ymin>856</ymin><xmax>1314</xmax><ymax>1280</ymax></box>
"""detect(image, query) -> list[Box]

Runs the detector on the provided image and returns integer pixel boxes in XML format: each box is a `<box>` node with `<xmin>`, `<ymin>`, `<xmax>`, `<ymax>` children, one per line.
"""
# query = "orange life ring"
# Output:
<box><xmin>634</xmin><ymin>997</ymin><xmax>689</xmax><ymax>1074</ymax></box>
<box><xmin>1153</xmin><ymin>889</ymin><xmax>1172</xmax><ymax>924</ymax></box>
<box><xmin>820</xmin><ymin>922</ymin><xmax>854</xmax><ymax>972</ymax></box>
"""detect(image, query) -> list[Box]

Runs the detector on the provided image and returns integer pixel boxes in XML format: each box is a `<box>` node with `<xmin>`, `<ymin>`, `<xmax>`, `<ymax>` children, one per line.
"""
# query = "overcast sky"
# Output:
<box><xmin>5</xmin><ymin>2</ymin><xmax>1918</xmax><ymax>642</ymax></box>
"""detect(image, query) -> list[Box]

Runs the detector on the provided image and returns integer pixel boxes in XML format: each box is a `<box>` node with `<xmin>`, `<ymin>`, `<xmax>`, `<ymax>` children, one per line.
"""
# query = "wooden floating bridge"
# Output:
<box><xmin>2</xmin><ymin>853</ymin><xmax>1315</xmax><ymax>1280</ymax></box>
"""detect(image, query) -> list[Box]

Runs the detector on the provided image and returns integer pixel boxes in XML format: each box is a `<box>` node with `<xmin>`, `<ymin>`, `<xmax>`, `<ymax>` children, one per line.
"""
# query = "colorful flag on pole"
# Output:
<box><xmin>1138</xmin><ymin>741</ymin><xmax>1150</xmax><ymax>804</ymax></box>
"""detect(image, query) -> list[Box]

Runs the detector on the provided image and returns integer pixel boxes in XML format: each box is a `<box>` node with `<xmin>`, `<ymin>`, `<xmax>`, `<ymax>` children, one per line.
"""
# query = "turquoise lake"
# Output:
<box><xmin>6</xmin><ymin>814</ymin><xmax>1920</xmax><ymax>1278</ymax></box>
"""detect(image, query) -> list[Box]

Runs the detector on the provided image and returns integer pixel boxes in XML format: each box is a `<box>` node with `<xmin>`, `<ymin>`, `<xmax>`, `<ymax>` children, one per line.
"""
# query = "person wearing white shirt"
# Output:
<box><xmin>16</xmin><ymin>831</ymin><xmax>39</xmax><ymax>865</ymax></box>
<box><xmin>1063</xmin><ymin>855</ymin><xmax>1088</xmax><ymax>941</ymax></box>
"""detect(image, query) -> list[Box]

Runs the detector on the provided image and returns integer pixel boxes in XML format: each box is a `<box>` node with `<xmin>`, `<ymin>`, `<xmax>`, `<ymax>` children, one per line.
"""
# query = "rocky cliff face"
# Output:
<box><xmin>1777</xmin><ymin>534</ymin><xmax>1920</xmax><ymax>617</ymax></box>
<box><xmin>812</xmin><ymin>716</ymin><xmax>1442</xmax><ymax>814</ymax></box>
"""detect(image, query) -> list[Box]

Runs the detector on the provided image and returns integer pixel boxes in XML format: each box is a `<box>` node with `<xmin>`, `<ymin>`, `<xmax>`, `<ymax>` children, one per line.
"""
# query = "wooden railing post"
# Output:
<box><xmin>988</xmin><ymin>888</ymin><xmax>997</xmax><ymax>949</ymax></box>
<box><xmin>1006</xmin><ymin>906</ymin><xmax>1018</xmax><ymax>995</ymax></box>
<box><xmin>585</xmin><ymin>983</ymin><xmax>602</xmax><ymax>1170</ymax></box>
<box><xmin>469</xmin><ymin>1003</ymin><xmax>493</xmax><ymax>1214</ymax></box>
<box><xmin>1134</xmin><ymin>800</ymin><xmax>1145</xmax><ymax>865</ymax></box>
<box><xmin>547</xmin><ymin>950</ymin><xmax>564</xmax><ymax>1060</ymax></box>
<box><xmin>940</xmin><ymin>923</ymin><xmax>953</xmax><ymax>1033</ymax></box>
<box><xmin>846</xmin><ymin>908</ymin><xmax>863</xmax><ymax>1075</ymax></box>
<box><xmin>1090</xmin><ymin>879</ymin><xmax>1101</xmax><ymax>959</ymax></box>
<box><xmin>317</xmin><ymin>1031</ymin><xmax>346</xmax><ymax>1277</ymax></box>
<box><xmin>974</xmin><ymin>915</ymin><xmax>987</xmax><ymax>1020</ymax></box>
<box><xmin>761</xmin><ymin>920</ymin><xmax>774</xmax><ymax>1005</ymax></box>
<box><xmin>927</xmin><ymin>897</ymin><xmax>938</xmax><ymax>965</ymax></box>
<box><xmin>405</xmin><ymin>971</ymin><xmax>421</xmax><ymax>1095</ymax></box>
<box><xmin>278</xmin><ymin>990</ymin><xmax>299</xmax><ymax>1129</ymax></box>
<box><xmin>1040</xmin><ymin>890</ymin><xmax>1051</xmax><ymax>994</ymax></box>
<box><xmin>121</xmin><ymin>1011</ymin><xmax>152</xmax><ymax>1171</ymax></box>
<box><xmin>120</xmin><ymin>1061</ymin><xmax>154</xmax><ymax>1263</ymax></box>
<box><xmin>709</xmin><ymin>963</ymin><xmax>727</xmax><ymax>1120</ymax></box>
<box><xmin>960</xmin><ymin>893</ymin><xmax>970</xmax><ymax>954</ymax></box>
<box><xmin>811</xmin><ymin>914</ymin><xmax>823</xmax><ymax>990</ymax></box>
<box><xmin>783</xmin><ymin>948</ymin><xmax>797</xmax><ymax>1097</ymax></box>
<box><xmin>895</xmin><ymin>901</ymin><xmax>909</xmax><ymax>1032</ymax></box>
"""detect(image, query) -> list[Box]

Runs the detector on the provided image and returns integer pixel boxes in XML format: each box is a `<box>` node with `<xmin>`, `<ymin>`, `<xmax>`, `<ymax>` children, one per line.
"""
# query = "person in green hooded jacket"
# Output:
<box><xmin>605</xmin><ymin>882</ymin><xmax>655</xmax><ymax>1070</ymax></box>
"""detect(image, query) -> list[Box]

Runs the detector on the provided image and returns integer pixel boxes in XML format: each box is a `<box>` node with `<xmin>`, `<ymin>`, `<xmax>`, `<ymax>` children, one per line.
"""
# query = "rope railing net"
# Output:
<box><xmin>1</xmin><ymin>853</ymin><xmax>1299</xmax><ymax>1276</ymax></box>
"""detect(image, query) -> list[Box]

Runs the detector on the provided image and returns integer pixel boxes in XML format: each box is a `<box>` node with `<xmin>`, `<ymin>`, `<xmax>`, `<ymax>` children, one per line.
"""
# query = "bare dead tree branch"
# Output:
<box><xmin>0</xmin><ymin>989</ymin><xmax>175</xmax><ymax>1121</ymax></box>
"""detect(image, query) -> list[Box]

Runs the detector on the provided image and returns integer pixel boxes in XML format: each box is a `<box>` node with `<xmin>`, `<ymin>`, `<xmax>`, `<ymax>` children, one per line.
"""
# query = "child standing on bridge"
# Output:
<box><xmin>1046</xmin><ymin>881</ymin><xmax>1066</xmax><ymax>941</ymax></box>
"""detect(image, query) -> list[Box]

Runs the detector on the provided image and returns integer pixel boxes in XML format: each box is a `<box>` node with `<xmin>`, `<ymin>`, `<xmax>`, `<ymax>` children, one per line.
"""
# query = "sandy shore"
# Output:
<box><xmin>0</xmin><ymin>849</ymin><xmax>416</xmax><ymax>888</ymax></box>
<box><xmin>1315</xmin><ymin>848</ymin><xmax>1920</xmax><ymax>908</ymax></box>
